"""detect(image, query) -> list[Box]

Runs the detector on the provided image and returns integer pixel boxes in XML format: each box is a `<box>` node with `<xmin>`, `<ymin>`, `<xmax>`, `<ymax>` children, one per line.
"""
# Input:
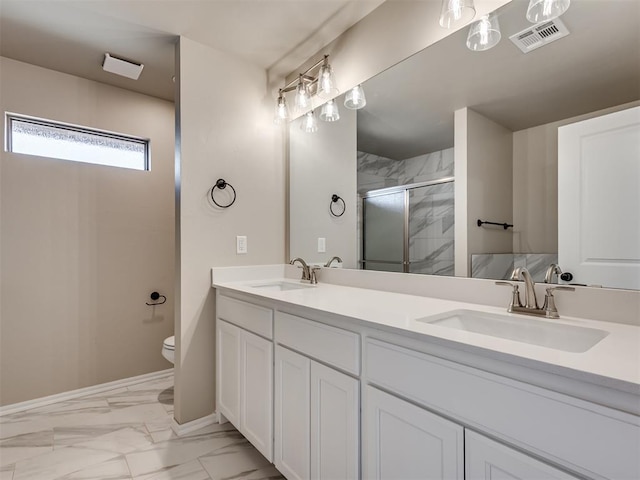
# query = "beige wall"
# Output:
<box><xmin>175</xmin><ymin>37</ymin><xmax>284</xmax><ymax>424</ymax></box>
<box><xmin>512</xmin><ymin>100</ymin><xmax>640</xmax><ymax>254</ymax></box>
<box><xmin>455</xmin><ymin>108</ymin><xmax>513</xmax><ymax>276</ymax></box>
<box><xmin>0</xmin><ymin>57</ymin><xmax>175</xmax><ymax>406</ymax></box>
<box><xmin>289</xmin><ymin>106</ymin><xmax>357</xmax><ymax>268</ymax></box>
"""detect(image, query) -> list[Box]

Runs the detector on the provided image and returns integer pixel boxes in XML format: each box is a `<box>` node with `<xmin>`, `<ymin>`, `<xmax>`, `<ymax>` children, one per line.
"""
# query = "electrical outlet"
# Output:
<box><xmin>236</xmin><ymin>236</ymin><xmax>247</xmax><ymax>254</ymax></box>
<box><xmin>318</xmin><ymin>237</ymin><xmax>326</xmax><ymax>253</ymax></box>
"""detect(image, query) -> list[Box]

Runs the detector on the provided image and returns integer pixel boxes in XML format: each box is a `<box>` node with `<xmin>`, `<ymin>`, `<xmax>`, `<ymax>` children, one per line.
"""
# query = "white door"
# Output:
<box><xmin>364</xmin><ymin>386</ymin><xmax>464</xmax><ymax>480</ymax></box>
<box><xmin>275</xmin><ymin>346</ymin><xmax>310</xmax><ymax>480</ymax></box>
<box><xmin>240</xmin><ymin>330</ymin><xmax>273</xmax><ymax>462</ymax></box>
<box><xmin>310</xmin><ymin>362</ymin><xmax>359</xmax><ymax>480</ymax></box>
<box><xmin>216</xmin><ymin>319</ymin><xmax>241</xmax><ymax>426</ymax></box>
<box><xmin>558</xmin><ymin>106</ymin><xmax>640</xmax><ymax>289</ymax></box>
<box><xmin>465</xmin><ymin>430</ymin><xmax>580</xmax><ymax>479</ymax></box>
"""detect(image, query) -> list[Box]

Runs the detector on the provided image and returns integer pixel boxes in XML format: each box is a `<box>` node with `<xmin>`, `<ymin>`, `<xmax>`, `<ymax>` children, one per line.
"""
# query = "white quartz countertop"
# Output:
<box><xmin>212</xmin><ymin>267</ymin><xmax>640</xmax><ymax>393</ymax></box>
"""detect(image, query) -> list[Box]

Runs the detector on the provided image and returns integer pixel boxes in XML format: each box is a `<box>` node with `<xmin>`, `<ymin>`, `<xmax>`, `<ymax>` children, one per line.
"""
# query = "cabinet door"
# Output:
<box><xmin>364</xmin><ymin>386</ymin><xmax>464</xmax><ymax>480</ymax></box>
<box><xmin>216</xmin><ymin>319</ymin><xmax>241</xmax><ymax>426</ymax></box>
<box><xmin>310</xmin><ymin>362</ymin><xmax>359</xmax><ymax>480</ymax></box>
<box><xmin>275</xmin><ymin>346</ymin><xmax>310</xmax><ymax>480</ymax></box>
<box><xmin>241</xmin><ymin>330</ymin><xmax>273</xmax><ymax>462</ymax></box>
<box><xmin>465</xmin><ymin>430</ymin><xmax>580</xmax><ymax>480</ymax></box>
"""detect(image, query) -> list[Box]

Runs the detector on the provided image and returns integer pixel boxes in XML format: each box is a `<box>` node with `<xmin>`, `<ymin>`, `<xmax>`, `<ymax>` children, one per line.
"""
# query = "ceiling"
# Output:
<box><xmin>0</xmin><ymin>0</ymin><xmax>384</xmax><ymax>101</ymax></box>
<box><xmin>357</xmin><ymin>0</ymin><xmax>640</xmax><ymax>160</ymax></box>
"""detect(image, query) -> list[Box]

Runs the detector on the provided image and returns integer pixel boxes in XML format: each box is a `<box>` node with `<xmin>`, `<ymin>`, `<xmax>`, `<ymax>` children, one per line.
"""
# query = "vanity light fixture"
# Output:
<box><xmin>273</xmin><ymin>90</ymin><xmax>290</xmax><ymax>125</ymax></box>
<box><xmin>466</xmin><ymin>13</ymin><xmax>501</xmax><ymax>51</ymax></box>
<box><xmin>294</xmin><ymin>74</ymin><xmax>312</xmax><ymax>113</ymax></box>
<box><xmin>526</xmin><ymin>0</ymin><xmax>570</xmax><ymax>23</ymax></box>
<box><xmin>317</xmin><ymin>57</ymin><xmax>339</xmax><ymax>100</ymax></box>
<box><xmin>344</xmin><ymin>85</ymin><xmax>367</xmax><ymax>110</ymax></box>
<box><xmin>301</xmin><ymin>110</ymin><xmax>319</xmax><ymax>133</ymax></box>
<box><xmin>274</xmin><ymin>54</ymin><xmax>339</xmax><ymax>125</ymax></box>
<box><xmin>319</xmin><ymin>99</ymin><xmax>340</xmax><ymax>122</ymax></box>
<box><xmin>439</xmin><ymin>0</ymin><xmax>476</xmax><ymax>29</ymax></box>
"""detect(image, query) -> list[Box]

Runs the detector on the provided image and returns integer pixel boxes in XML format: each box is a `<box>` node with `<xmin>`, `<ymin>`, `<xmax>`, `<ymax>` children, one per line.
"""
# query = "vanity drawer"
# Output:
<box><xmin>275</xmin><ymin>312</ymin><xmax>360</xmax><ymax>375</ymax></box>
<box><xmin>217</xmin><ymin>295</ymin><xmax>273</xmax><ymax>339</ymax></box>
<box><xmin>365</xmin><ymin>338</ymin><xmax>640</xmax><ymax>480</ymax></box>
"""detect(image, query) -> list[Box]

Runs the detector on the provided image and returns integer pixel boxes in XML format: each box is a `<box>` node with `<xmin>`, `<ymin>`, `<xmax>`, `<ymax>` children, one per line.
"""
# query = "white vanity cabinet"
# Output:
<box><xmin>213</xmin><ymin>285</ymin><xmax>639</xmax><ymax>480</ymax></box>
<box><xmin>274</xmin><ymin>312</ymin><xmax>360</xmax><ymax>480</ymax></box>
<box><xmin>274</xmin><ymin>345</ymin><xmax>310</xmax><ymax>480</ymax></box>
<box><xmin>365</xmin><ymin>338</ymin><xmax>640</xmax><ymax>480</ymax></box>
<box><xmin>465</xmin><ymin>430</ymin><xmax>579</xmax><ymax>480</ymax></box>
<box><xmin>216</xmin><ymin>296</ymin><xmax>274</xmax><ymax>462</ymax></box>
<box><xmin>364</xmin><ymin>385</ymin><xmax>464</xmax><ymax>479</ymax></box>
<box><xmin>364</xmin><ymin>385</ymin><xmax>578</xmax><ymax>480</ymax></box>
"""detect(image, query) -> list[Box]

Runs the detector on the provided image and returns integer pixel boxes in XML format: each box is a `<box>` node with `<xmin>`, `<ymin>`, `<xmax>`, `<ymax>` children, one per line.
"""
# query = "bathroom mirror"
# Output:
<box><xmin>289</xmin><ymin>0</ymin><xmax>640</xmax><ymax>290</ymax></box>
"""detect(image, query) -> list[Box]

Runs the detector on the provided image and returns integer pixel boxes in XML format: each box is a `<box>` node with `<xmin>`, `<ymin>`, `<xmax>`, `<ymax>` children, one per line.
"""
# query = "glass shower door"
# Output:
<box><xmin>362</xmin><ymin>191</ymin><xmax>406</xmax><ymax>272</ymax></box>
<box><xmin>407</xmin><ymin>182</ymin><xmax>455</xmax><ymax>276</ymax></box>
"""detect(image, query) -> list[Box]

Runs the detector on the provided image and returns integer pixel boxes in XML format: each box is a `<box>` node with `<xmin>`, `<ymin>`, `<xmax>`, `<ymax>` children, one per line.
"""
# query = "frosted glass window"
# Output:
<box><xmin>5</xmin><ymin>114</ymin><xmax>149</xmax><ymax>171</ymax></box>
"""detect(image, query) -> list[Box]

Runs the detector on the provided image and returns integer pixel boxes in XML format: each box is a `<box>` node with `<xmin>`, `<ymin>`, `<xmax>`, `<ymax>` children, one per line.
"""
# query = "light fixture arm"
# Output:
<box><xmin>280</xmin><ymin>55</ymin><xmax>331</xmax><ymax>93</ymax></box>
<box><xmin>274</xmin><ymin>54</ymin><xmax>338</xmax><ymax>129</ymax></box>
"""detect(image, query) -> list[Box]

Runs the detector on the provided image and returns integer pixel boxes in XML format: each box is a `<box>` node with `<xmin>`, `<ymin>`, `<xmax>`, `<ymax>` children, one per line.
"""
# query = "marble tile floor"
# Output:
<box><xmin>0</xmin><ymin>374</ymin><xmax>284</xmax><ymax>480</ymax></box>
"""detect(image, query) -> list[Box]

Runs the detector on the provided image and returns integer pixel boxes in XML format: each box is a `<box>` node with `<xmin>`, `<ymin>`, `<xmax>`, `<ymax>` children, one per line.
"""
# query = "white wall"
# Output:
<box><xmin>289</xmin><ymin>106</ymin><xmax>357</xmax><ymax>268</ymax></box>
<box><xmin>175</xmin><ymin>37</ymin><xmax>284</xmax><ymax>423</ymax></box>
<box><xmin>455</xmin><ymin>108</ymin><xmax>513</xmax><ymax>276</ymax></box>
<box><xmin>0</xmin><ymin>57</ymin><xmax>175</xmax><ymax>406</ymax></box>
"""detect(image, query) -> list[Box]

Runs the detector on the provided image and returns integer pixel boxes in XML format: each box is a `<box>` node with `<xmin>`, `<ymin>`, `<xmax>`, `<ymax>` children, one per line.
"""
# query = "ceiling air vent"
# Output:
<box><xmin>509</xmin><ymin>18</ymin><xmax>570</xmax><ymax>54</ymax></box>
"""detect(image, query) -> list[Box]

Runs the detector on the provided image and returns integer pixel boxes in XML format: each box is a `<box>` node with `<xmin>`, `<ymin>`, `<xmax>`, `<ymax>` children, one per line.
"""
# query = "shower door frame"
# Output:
<box><xmin>361</xmin><ymin>176</ymin><xmax>455</xmax><ymax>273</ymax></box>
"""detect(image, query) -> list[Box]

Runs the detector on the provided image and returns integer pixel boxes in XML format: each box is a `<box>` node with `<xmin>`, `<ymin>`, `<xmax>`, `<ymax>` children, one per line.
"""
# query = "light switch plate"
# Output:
<box><xmin>236</xmin><ymin>236</ymin><xmax>247</xmax><ymax>254</ymax></box>
<box><xmin>318</xmin><ymin>237</ymin><xmax>326</xmax><ymax>253</ymax></box>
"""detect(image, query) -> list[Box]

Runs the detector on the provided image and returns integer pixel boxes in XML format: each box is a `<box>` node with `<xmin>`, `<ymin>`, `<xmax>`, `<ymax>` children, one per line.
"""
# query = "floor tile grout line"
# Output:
<box><xmin>123</xmin><ymin>453</ymin><xmax>135</xmax><ymax>480</ymax></box>
<box><xmin>196</xmin><ymin>456</ymin><xmax>215</xmax><ymax>479</ymax></box>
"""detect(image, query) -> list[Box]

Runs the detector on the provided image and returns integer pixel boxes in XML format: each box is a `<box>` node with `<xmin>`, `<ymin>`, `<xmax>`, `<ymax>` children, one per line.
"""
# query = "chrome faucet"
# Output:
<box><xmin>510</xmin><ymin>267</ymin><xmax>538</xmax><ymax>309</ymax></box>
<box><xmin>324</xmin><ymin>256</ymin><xmax>343</xmax><ymax>268</ymax></box>
<box><xmin>544</xmin><ymin>263</ymin><xmax>562</xmax><ymax>284</ymax></box>
<box><xmin>290</xmin><ymin>258</ymin><xmax>311</xmax><ymax>281</ymax></box>
<box><xmin>289</xmin><ymin>258</ymin><xmax>319</xmax><ymax>284</ymax></box>
<box><xmin>496</xmin><ymin>266</ymin><xmax>575</xmax><ymax>318</ymax></box>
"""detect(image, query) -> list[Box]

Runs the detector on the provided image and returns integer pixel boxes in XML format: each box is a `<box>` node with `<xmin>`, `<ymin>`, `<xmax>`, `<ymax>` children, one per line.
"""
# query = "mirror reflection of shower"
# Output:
<box><xmin>358</xmin><ymin>148</ymin><xmax>454</xmax><ymax>275</ymax></box>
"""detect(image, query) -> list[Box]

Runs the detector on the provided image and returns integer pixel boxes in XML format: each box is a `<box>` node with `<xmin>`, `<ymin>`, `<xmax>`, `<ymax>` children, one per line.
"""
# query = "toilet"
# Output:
<box><xmin>162</xmin><ymin>336</ymin><xmax>175</xmax><ymax>364</ymax></box>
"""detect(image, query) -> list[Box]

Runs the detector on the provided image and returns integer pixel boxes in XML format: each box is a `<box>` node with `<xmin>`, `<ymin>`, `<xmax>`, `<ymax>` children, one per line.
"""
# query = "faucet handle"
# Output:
<box><xmin>309</xmin><ymin>266</ymin><xmax>321</xmax><ymax>285</ymax></box>
<box><xmin>495</xmin><ymin>281</ymin><xmax>522</xmax><ymax>310</ymax></box>
<box><xmin>542</xmin><ymin>286</ymin><xmax>575</xmax><ymax>318</ymax></box>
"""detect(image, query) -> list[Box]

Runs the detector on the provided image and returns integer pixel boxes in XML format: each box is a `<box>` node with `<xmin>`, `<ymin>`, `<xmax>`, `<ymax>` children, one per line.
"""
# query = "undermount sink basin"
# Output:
<box><xmin>417</xmin><ymin>309</ymin><xmax>608</xmax><ymax>353</ymax></box>
<box><xmin>249</xmin><ymin>281</ymin><xmax>314</xmax><ymax>292</ymax></box>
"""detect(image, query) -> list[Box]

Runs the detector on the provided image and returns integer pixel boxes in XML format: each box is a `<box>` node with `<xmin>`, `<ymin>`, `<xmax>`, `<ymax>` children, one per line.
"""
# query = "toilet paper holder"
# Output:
<box><xmin>146</xmin><ymin>291</ymin><xmax>167</xmax><ymax>306</ymax></box>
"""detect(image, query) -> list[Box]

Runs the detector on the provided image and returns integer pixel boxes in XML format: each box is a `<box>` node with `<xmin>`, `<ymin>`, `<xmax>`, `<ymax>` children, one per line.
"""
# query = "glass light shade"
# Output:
<box><xmin>317</xmin><ymin>64</ymin><xmax>339</xmax><ymax>99</ymax></box>
<box><xmin>319</xmin><ymin>100</ymin><xmax>340</xmax><ymax>122</ymax></box>
<box><xmin>273</xmin><ymin>93</ymin><xmax>290</xmax><ymax>125</ymax></box>
<box><xmin>344</xmin><ymin>85</ymin><xmax>367</xmax><ymax>110</ymax></box>
<box><xmin>301</xmin><ymin>110</ymin><xmax>318</xmax><ymax>133</ymax></box>
<box><xmin>439</xmin><ymin>0</ymin><xmax>476</xmax><ymax>29</ymax></box>
<box><xmin>466</xmin><ymin>14</ymin><xmax>501</xmax><ymax>52</ymax></box>
<box><xmin>526</xmin><ymin>0</ymin><xmax>570</xmax><ymax>23</ymax></box>
<box><xmin>295</xmin><ymin>81</ymin><xmax>311</xmax><ymax>112</ymax></box>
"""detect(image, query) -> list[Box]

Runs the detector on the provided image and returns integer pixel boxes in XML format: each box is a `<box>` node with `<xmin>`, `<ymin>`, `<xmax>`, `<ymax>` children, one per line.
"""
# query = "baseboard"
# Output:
<box><xmin>0</xmin><ymin>368</ymin><xmax>174</xmax><ymax>417</ymax></box>
<box><xmin>171</xmin><ymin>412</ymin><xmax>218</xmax><ymax>436</ymax></box>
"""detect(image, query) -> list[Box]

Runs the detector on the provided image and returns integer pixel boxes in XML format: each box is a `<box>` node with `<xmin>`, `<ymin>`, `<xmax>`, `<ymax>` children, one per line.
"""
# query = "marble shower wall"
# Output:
<box><xmin>358</xmin><ymin>148</ymin><xmax>455</xmax><ymax>276</ymax></box>
<box><xmin>357</xmin><ymin>148</ymin><xmax>454</xmax><ymax>194</ymax></box>
<box><xmin>471</xmin><ymin>253</ymin><xmax>559</xmax><ymax>282</ymax></box>
<box><xmin>409</xmin><ymin>183</ymin><xmax>455</xmax><ymax>276</ymax></box>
